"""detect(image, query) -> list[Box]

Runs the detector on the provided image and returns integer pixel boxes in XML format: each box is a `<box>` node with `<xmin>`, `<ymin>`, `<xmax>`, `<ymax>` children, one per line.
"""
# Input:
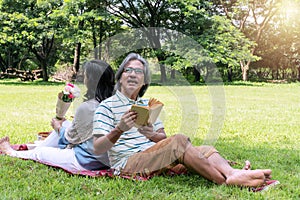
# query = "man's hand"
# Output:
<box><xmin>138</xmin><ymin>124</ymin><xmax>156</xmax><ymax>139</ymax></box>
<box><xmin>117</xmin><ymin>110</ymin><xmax>137</xmax><ymax>132</ymax></box>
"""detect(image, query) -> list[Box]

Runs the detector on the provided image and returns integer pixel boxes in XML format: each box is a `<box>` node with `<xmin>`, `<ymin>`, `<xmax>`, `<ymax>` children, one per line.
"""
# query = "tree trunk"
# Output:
<box><xmin>154</xmin><ymin>50</ymin><xmax>167</xmax><ymax>82</ymax></box>
<box><xmin>170</xmin><ymin>69</ymin><xmax>175</xmax><ymax>79</ymax></box>
<box><xmin>159</xmin><ymin>63</ymin><xmax>167</xmax><ymax>82</ymax></box>
<box><xmin>227</xmin><ymin>66</ymin><xmax>233</xmax><ymax>82</ymax></box>
<box><xmin>193</xmin><ymin>66</ymin><xmax>200</xmax><ymax>82</ymax></box>
<box><xmin>41</xmin><ymin>60</ymin><xmax>48</xmax><ymax>82</ymax></box>
<box><xmin>146</xmin><ymin>28</ymin><xmax>167</xmax><ymax>83</ymax></box>
<box><xmin>155</xmin><ymin>52</ymin><xmax>167</xmax><ymax>83</ymax></box>
<box><xmin>242</xmin><ymin>69</ymin><xmax>247</xmax><ymax>81</ymax></box>
<box><xmin>0</xmin><ymin>55</ymin><xmax>6</xmax><ymax>71</ymax></box>
<box><xmin>104</xmin><ymin>37</ymin><xmax>111</xmax><ymax>62</ymax></box>
<box><xmin>98</xmin><ymin>21</ymin><xmax>103</xmax><ymax>60</ymax></box>
<box><xmin>72</xmin><ymin>42</ymin><xmax>81</xmax><ymax>81</ymax></box>
<box><xmin>28</xmin><ymin>36</ymin><xmax>55</xmax><ymax>82</ymax></box>
<box><xmin>298</xmin><ymin>67</ymin><xmax>300</xmax><ymax>81</ymax></box>
<box><xmin>91</xmin><ymin>18</ymin><xmax>98</xmax><ymax>59</ymax></box>
<box><xmin>240</xmin><ymin>61</ymin><xmax>249</xmax><ymax>81</ymax></box>
<box><xmin>73</xmin><ymin>20</ymin><xmax>84</xmax><ymax>77</ymax></box>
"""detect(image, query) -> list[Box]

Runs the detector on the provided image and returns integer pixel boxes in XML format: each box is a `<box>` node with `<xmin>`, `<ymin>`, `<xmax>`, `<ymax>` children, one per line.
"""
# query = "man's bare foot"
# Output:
<box><xmin>0</xmin><ymin>136</ymin><xmax>16</xmax><ymax>156</ymax></box>
<box><xmin>226</xmin><ymin>169</ymin><xmax>272</xmax><ymax>187</ymax></box>
<box><xmin>241</xmin><ymin>161</ymin><xmax>272</xmax><ymax>181</ymax></box>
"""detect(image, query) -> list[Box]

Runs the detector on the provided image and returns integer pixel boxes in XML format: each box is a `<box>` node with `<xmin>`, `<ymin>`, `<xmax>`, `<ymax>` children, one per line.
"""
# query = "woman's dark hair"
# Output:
<box><xmin>114</xmin><ymin>53</ymin><xmax>151</xmax><ymax>98</ymax></box>
<box><xmin>82</xmin><ymin>60</ymin><xmax>115</xmax><ymax>103</ymax></box>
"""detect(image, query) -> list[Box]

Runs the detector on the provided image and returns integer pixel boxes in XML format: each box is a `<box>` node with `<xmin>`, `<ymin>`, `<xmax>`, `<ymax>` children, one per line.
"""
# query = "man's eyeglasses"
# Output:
<box><xmin>123</xmin><ymin>67</ymin><xmax>144</xmax><ymax>75</ymax></box>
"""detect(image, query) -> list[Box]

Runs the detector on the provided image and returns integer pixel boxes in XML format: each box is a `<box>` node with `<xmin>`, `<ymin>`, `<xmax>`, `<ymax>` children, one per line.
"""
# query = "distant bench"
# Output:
<box><xmin>0</xmin><ymin>68</ymin><xmax>43</xmax><ymax>81</ymax></box>
<box><xmin>267</xmin><ymin>79</ymin><xmax>288</xmax><ymax>84</ymax></box>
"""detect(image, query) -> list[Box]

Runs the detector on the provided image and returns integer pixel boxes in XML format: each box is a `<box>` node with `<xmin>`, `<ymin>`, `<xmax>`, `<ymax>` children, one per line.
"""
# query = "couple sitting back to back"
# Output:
<box><xmin>0</xmin><ymin>53</ymin><xmax>274</xmax><ymax>188</ymax></box>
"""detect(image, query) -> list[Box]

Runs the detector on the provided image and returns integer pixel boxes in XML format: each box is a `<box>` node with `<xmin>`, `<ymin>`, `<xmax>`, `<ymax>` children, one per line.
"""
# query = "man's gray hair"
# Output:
<box><xmin>115</xmin><ymin>53</ymin><xmax>151</xmax><ymax>98</ymax></box>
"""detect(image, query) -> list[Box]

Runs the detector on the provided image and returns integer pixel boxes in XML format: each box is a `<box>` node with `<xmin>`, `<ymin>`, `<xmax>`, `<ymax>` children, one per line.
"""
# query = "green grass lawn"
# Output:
<box><xmin>0</xmin><ymin>79</ymin><xmax>299</xmax><ymax>199</ymax></box>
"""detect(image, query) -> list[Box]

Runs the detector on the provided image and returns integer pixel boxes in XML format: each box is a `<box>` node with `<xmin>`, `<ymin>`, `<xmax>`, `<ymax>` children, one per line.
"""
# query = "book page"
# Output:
<box><xmin>148</xmin><ymin>98</ymin><xmax>163</xmax><ymax>107</ymax></box>
<box><xmin>148</xmin><ymin>104</ymin><xmax>163</xmax><ymax>124</ymax></box>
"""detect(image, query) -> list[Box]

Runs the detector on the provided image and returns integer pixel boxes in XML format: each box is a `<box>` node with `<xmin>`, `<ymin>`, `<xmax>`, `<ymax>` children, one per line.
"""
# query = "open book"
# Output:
<box><xmin>131</xmin><ymin>98</ymin><xmax>164</xmax><ymax>128</ymax></box>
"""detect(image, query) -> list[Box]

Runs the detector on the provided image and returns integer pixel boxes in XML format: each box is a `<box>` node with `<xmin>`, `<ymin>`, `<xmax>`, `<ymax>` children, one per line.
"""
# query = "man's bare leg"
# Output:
<box><xmin>183</xmin><ymin>145</ymin><xmax>272</xmax><ymax>187</ymax></box>
<box><xmin>183</xmin><ymin>144</ymin><xmax>227</xmax><ymax>184</ymax></box>
<box><xmin>0</xmin><ymin>136</ymin><xmax>17</xmax><ymax>156</ymax></box>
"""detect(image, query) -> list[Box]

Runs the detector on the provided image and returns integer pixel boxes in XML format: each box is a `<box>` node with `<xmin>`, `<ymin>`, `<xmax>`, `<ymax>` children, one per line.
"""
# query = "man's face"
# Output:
<box><xmin>120</xmin><ymin>59</ymin><xmax>145</xmax><ymax>99</ymax></box>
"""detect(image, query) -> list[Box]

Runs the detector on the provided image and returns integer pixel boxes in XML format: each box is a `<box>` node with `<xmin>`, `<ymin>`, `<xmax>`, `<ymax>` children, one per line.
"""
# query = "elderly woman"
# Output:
<box><xmin>0</xmin><ymin>59</ymin><xmax>115</xmax><ymax>172</ymax></box>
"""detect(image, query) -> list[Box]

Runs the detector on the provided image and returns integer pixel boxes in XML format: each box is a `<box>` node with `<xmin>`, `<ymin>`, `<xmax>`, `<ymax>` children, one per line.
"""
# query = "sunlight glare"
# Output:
<box><xmin>280</xmin><ymin>1</ymin><xmax>299</xmax><ymax>20</ymax></box>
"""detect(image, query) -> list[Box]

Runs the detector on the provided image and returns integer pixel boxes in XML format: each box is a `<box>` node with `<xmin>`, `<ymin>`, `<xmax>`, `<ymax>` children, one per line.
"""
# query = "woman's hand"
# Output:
<box><xmin>51</xmin><ymin>118</ymin><xmax>64</xmax><ymax>133</ymax></box>
<box><xmin>117</xmin><ymin>110</ymin><xmax>137</xmax><ymax>132</ymax></box>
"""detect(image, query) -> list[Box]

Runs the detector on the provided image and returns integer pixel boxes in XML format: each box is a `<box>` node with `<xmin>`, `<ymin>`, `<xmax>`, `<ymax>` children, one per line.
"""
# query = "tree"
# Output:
<box><xmin>0</xmin><ymin>0</ymin><xmax>63</xmax><ymax>81</ymax></box>
<box><xmin>199</xmin><ymin>15</ymin><xmax>258</xmax><ymax>82</ymax></box>
<box><xmin>103</xmin><ymin>0</ymin><xmax>258</xmax><ymax>83</ymax></box>
<box><xmin>104</xmin><ymin>0</ymin><xmax>191</xmax><ymax>82</ymax></box>
<box><xmin>58</xmin><ymin>0</ymin><xmax>122</xmax><ymax>79</ymax></box>
<box><xmin>0</xmin><ymin>2</ymin><xmax>33</xmax><ymax>71</ymax></box>
<box><xmin>214</xmin><ymin>0</ymin><xmax>281</xmax><ymax>81</ymax></box>
<box><xmin>244</xmin><ymin>0</ymin><xmax>300</xmax><ymax>81</ymax></box>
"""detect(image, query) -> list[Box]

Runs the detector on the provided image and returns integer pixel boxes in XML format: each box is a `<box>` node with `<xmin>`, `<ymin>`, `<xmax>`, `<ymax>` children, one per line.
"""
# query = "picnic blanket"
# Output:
<box><xmin>1</xmin><ymin>142</ymin><xmax>184</xmax><ymax>181</ymax></box>
<box><xmin>1</xmin><ymin>144</ymin><xmax>280</xmax><ymax>193</ymax></box>
<box><xmin>0</xmin><ymin>131</ymin><xmax>239</xmax><ymax>181</ymax></box>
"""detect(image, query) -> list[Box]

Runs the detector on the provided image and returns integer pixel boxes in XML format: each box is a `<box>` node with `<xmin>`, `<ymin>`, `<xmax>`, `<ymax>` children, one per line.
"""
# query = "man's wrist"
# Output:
<box><xmin>115</xmin><ymin>125</ymin><xmax>124</xmax><ymax>134</ymax></box>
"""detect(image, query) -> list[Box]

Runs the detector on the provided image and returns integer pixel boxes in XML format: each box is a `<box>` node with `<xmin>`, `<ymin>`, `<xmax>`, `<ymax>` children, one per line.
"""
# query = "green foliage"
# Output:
<box><xmin>0</xmin><ymin>0</ymin><xmax>300</xmax><ymax>82</ymax></box>
<box><xmin>200</xmin><ymin>15</ymin><xmax>259</xmax><ymax>66</ymax></box>
<box><xmin>0</xmin><ymin>0</ymin><xmax>61</xmax><ymax>78</ymax></box>
<box><xmin>0</xmin><ymin>80</ymin><xmax>299</xmax><ymax>199</ymax></box>
<box><xmin>0</xmin><ymin>0</ymin><xmax>121</xmax><ymax>79</ymax></box>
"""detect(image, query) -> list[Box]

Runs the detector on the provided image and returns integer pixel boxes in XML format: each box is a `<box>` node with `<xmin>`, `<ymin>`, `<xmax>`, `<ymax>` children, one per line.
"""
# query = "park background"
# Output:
<box><xmin>0</xmin><ymin>0</ymin><xmax>299</xmax><ymax>199</ymax></box>
<box><xmin>1</xmin><ymin>0</ymin><xmax>300</xmax><ymax>83</ymax></box>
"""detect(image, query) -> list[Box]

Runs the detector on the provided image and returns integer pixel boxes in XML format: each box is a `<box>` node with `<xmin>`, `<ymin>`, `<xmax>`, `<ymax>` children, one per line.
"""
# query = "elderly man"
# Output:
<box><xmin>93</xmin><ymin>52</ymin><xmax>274</xmax><ymax>188</ymax></box>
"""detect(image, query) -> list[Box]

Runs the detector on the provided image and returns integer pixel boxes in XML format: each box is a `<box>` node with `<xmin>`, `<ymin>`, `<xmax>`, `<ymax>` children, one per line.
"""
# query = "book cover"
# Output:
<box><xmin>131</xmin><ymin>98</ymin><xmax>164</xmax><ymax>128</ymax></box>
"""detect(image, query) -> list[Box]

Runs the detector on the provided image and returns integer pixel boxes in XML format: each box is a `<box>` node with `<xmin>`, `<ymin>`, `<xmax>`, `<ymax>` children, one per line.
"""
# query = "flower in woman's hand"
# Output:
<box><xmin>61</xmin><ymin>83</ymin><xmax>80</xmax><ymax>102</ymax></box>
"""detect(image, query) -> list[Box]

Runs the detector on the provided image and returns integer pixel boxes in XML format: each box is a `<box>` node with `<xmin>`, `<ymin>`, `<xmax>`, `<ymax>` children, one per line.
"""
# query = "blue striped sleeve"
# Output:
<box><xmin>93</xmin><ymin>102</ymin><xmax>115</xmax><ymax>137</ymax></box>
